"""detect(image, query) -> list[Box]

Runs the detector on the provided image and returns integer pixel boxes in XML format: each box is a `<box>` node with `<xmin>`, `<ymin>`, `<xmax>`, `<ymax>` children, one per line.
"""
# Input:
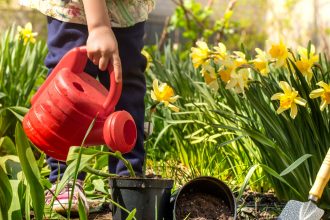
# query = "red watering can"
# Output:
<box><xmin>23</xmin><ymin>46</ymin><xmax>137</xmax><ymax>161</ymax></box>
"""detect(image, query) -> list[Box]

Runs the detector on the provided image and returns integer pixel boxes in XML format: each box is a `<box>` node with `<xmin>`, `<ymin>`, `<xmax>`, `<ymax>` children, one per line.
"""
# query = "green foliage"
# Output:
<box><xmin>0</xmin><ymin>23</ymin><xmax>49</xmax><ymax>216</ymax></box>
<box><xmin>0</xmin><ymin>24</ymin><xmax>47</xmax><ymax>142</ymax></box>
<box><xmin>187</xmin><ymin>38</ymin><xmax>330</xmax><ymax>208</ymax></box>
<box><xmin>0</xmin><ymin>165</ymin><xmax>12</xmax><ymax>220</ymax></box>
<box><xmin>169</xmin><ymin>0</ymin><xmax>215</xmax><ymax>41</ymax></box>
<box><xmin>15</xmin><ymin>123</ymin><xmax>44</xmax><ymax>220</ymax></box>
<box><xmin>144</xmin><ymin>38</ymin><xmax>330</xmax><ymax>210</ymax></box>
<box><xmin>168</xmin><ymin>0</ymin><xmax>268</xmax><ymax>52</ymax></box>
<box><xmin>144</xmin><ymin>44</ymin><xmax>267</xmax><ymax>192</ymax></box>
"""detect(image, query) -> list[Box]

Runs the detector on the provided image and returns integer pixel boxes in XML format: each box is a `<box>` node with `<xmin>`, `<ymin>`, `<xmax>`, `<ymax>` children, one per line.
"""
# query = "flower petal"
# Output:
<box><xmin>168</xmin><ymin>103</ymin><xmax>180</xmax><ymax>112</ymax></box>
<box><xmin>169</xmin><ymin>95</ymin><xmax>179</xmax><ymax>103</ymax></box>
<box><xmin>279</xmin><ymin>81</ymin><xmax>292</xmax><ymax>93</ymax></box>
<box><xmin>153</xmin><ymin>79</ymin><xmax>159</xmax><ymax>93</ymax></box>
<box><xmin>309</xmin><ymin>88</ymin><xmax>324</xmax><ymax>99</ymax></box>
<box><xmin>150</xmin><ymin>90</ymin><xmax>157</xmax><ymax>101</ymax></box>
<box><xmin>316</xmin><ymin>81</ymin><xmax>329</xmax><ymax>89</ymax></box>
<box><xmin>294</xmin><ymin>97</ymin><xmax>307</xmax><ymax>106</ymax></box>
<box><xmin>271</xmin><ymin>93</ymin><xmax>284</xmax><ymax>100</ymax></box>
<box><xmin>276</xmin><ymin>107</ymin><xmax>287</xmax><ymax>114</ymax></box>
<box><xmin>290</xmin><ymin>103</ymin><xmax>298</xmax><ymax>119</ymax></box>
<box><xmin>196</xmin><ymin>40</ymin><xmax>209</xmax><ymax>50</ymax></box>
<box><xmin>320</xmin><ymin>100</ymin><xmax>328</xmax><ymax>111</ymax></box>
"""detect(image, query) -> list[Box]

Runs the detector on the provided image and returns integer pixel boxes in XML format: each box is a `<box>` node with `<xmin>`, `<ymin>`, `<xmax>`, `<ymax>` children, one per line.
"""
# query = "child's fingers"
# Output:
<box><xmin>112</xmin><ymin>53</ymin><xmax>122</xmax><ymax>83</ymax></box>
<box><xmin>90</xmin><ymin>53</ymin><xmax>101</xmax><ymax>66</ymax></box>
<box><xmin>99</xmin><ymin>55</ymin><xmax>110</xmax><ymax>71</ymax></box>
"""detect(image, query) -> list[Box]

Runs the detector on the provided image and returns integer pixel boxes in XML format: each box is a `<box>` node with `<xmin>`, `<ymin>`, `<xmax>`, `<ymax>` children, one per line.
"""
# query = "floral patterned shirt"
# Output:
<box><xmin>19</xmin><ymin>0</ymin><xmax>155</xmax><ymax>27</ymax></box>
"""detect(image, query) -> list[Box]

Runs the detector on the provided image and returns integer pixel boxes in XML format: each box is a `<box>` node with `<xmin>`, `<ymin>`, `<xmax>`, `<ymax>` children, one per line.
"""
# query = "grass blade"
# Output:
<box><xmin>15</xmin><ymin>123</ymin><xmax>44</xmax><ymax>220</ymax></box>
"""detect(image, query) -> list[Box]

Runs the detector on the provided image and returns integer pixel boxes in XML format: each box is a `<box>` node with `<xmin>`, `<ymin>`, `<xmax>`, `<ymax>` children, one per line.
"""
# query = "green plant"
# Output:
<box><xmin>168</xmin><ymin>0</ymin><xmax>269</xmax><ymax>52</ymax></box>
<box><xmin>169</xmin><ymin>0</ymin><xmax>236</xmax><ymax>46</ymax></box>
<box><xmin>170</xmin><ymin>0</ymin><xmax>214</xmax><ymax>41</ymax></box>
<box><xmin>189</xmin><ymin>38</ymin><xmax>330</xmax><ymax>208</ymax></box>
<box><xmin>0</xmin><ymin>122</ymin><xmax>49</xmax><ymax>220</ymax></box>
<box><xmin>0</xmin><ymin>24</ymin><xmax>47</xmax><ymax>143</ymax></box>
<box><xmin>143</xmin><ymin>44</ymin><xmax>266</xmax><ymax>192</ymax></box>
<box><xmin>0</xmin><ymin>23</ymin><xmax>48</xmax><ymax>220</ymax></box>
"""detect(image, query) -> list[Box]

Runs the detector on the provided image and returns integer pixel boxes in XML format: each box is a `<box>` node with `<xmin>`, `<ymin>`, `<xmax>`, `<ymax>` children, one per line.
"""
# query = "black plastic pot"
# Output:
<box><xmin>171</xmin><ymin>176</ymin><xmax>237</xmax><ymax>220</ymax></box>
<box><xmin>109</xmin><ymin>177</ymin><xmax>174</xmax><ymax>220</ymax></box>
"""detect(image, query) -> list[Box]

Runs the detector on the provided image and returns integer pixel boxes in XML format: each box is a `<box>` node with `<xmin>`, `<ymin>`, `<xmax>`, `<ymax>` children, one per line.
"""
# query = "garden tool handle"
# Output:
<box><xmin>31</xmin><ymin>46</ymin><xmax>122</xmax><ymax>115</ymax></box>
<box><xmin>309</xmin><ymin>148</ymin><xmax>330</xmax><ymax>202</ymax></box>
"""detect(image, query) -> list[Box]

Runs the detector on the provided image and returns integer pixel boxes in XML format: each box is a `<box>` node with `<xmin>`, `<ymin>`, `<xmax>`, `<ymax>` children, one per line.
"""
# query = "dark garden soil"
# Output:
<box><xmin>236</xmin><ymin>191</ymin><xmax>285</xmax><ymax>219</ymax></box>
<box><xmin>70</xmin><ymin>191</ymin><xmax>330</xmax><ymax>220</ymax></box>
<box><xmin>175</xmin><ymin>192</ymin><xmax>234</xmax><ymax>220</ymax></box>
<box><xmin>85</xmin><ymin>191</ymin><xmax>282</xmax><ymax>220</ymax></box>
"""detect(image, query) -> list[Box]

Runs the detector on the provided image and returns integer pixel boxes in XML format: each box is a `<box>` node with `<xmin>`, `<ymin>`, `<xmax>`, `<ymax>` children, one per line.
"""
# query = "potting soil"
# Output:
<box><xmin>175</xmin><ymin>192</ymin><xmax>234</xmax><ymax>220</ymax></box>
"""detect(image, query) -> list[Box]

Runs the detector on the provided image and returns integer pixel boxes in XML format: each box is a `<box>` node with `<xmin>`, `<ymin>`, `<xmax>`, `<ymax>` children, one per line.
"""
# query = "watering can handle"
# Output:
<box><xmin>31</xmin><ymin>46</ymin><xmax>122</xmax><ymax>115</ymax></box>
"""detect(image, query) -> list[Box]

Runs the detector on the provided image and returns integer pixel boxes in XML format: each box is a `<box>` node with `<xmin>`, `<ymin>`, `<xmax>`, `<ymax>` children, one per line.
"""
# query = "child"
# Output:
<box><xmin>20</xmin><ymin>0</ymin><xmax>154</xmax><ymax>215</ymax></box>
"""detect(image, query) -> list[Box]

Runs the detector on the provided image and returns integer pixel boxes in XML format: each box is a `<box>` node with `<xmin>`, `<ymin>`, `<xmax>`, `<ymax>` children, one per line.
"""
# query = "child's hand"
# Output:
<box><xmin>86</xmin><ymin>26</ymin><xmax>122</xmax><ymax>83</ymax></box>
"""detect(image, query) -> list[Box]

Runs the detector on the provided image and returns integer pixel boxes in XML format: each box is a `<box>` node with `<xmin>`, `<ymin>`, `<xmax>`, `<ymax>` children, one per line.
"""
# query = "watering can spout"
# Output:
<box><xmin>83</xmin><ymin>111</ymin><xmax>137</xmax><ymax>154</ymax></box>
<box><xmin>23</xmin><ymin>46</ymin><xmax>137</xmax><ymax>161</ymax></box>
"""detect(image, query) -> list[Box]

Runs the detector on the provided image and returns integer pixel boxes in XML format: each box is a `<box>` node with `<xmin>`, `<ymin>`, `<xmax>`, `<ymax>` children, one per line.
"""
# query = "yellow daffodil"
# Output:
<box><xmin>225</xmin><ymin>68</ymin><xmax>250</xmax><ymax>94</ymax></box>
<box><xmin>151</xmin><ymin>79</ymin><xmax>179</xmax><ymax>112</ymax></box>
<box><xmin>218</xmin><ymin>54</ymin><xmax>248</xmax><ymax>92</ymax></box>
<box><xmin>141</xmin><ymin>49</ymin><xmax>152</xmax><ymax>70</ymax></box>
<box><xmin>232</xmin><ymin>51</ymin><xmax>248</xmax><ymax>67</ymax></box>
<box><xmin>190</xmin><ymin>40</ymin><xmax>210</xmax><ymax>69</ymax></box>
<box><xmin>268</xmin><ymin>39</ymin><xmax>289</xmax><ymax>67</ymax></box>
<box><xmin>252</xmin><ymin>48</ymin><xmax>270</xmax><ymax>76</ymax></box>
<box><xmin>17</xmin><ymin>22</ymin><xmax>38</xmax><ymax>44</ymax></box>
<box><xmin>218</xmin><ymin>56</ymin><xmax>236</xmax><ymax>83</ymax></box>
<box><xmin>298</xmin><ymin>45</ymin><xmax>318</xmax><ymax>61</ymax></box>
<box><xmin>271</xmin><ymin>81</ymin><xmax>307</xmax><ymax>119</ymax></box>
<box><xmin>294</xmin><ymin>45</ymin><xmax>318</xmax><ymax>82</ymax></box>
<box><xmin>218</xmin><ymin>52</ymin><xmax>247</xmax><ymax>84</ymax></box>
<box><xmin>201</xmin><ymin>64</ymin><xmax>219</xmax><ymax>90</ymax></box>
<box><xmin>219</xmin><ymin>67</ymin><xmax>232</xmax><ymax>83</ymax></box>
<box><xmin>213</xmin><ymin>42</ymin><xmax>228</xmax><ymax>64</ymax></box>
<box><xmin>295</xmin><ymin>60</ymin><xmax>314</xmax><ymax>82</ymax></box>
<box><xmin>309</xmin><ymin>81</ymin><xmax>330</xmax><ymax>111</ymax></box>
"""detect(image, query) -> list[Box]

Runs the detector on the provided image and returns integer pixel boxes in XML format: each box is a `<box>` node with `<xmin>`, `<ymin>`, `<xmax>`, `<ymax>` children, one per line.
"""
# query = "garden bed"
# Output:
<box><xmin>82</xmin><ymin>191</ymin><xmax>285</xmax><ymax>220</ymax></box>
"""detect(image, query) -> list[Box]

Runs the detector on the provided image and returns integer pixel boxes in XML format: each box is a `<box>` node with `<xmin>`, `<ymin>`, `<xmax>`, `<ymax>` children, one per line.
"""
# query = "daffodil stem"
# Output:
<box><xmin>143</xmin><ymin>103</ymin><xmax>158</xmax><ymax>178</ymax></box>
<box><xmin>84</xmin><ymin>166</ymin><xmax>118</xmax><ymax>177</ymax></box>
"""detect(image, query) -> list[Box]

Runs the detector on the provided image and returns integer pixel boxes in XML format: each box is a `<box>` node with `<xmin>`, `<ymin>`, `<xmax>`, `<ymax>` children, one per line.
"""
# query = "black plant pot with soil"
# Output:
<box><xmin>109</xmin><ymin>177</ymin><xmax>174</xmax><ymax>220</ymax></box>
<box><xmin>172</xmin><ymin>176</ymin><xmax>237</xmax><ymax>220</ymax></box>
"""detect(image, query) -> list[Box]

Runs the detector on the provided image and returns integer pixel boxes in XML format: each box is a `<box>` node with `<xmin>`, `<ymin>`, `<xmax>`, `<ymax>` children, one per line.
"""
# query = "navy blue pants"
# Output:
<box><xmin>45</xmin><ymin>17</ymin><xmax>147</xmax><ymax>183</ymax></box>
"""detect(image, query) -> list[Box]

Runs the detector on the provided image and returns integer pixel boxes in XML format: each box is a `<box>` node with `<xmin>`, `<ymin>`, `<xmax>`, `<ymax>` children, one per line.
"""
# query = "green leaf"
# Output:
<box><xmin>260</xmin><ymin>164</ymin><xmax>303</xmax><ymax>200</ymax></box>
<box><xmin>55</xmin><ymin>153</ymin><xmax>94</xmax><ymax>195</ymax></box>
<box><xmin>43</xmin><ymin>206</ymin><xmax>66</xmax><ymax>219</ymax></box>
<box><xmin>78</xmin><ymin>197</ymin><xmax>88</xmax><ymax>220</ymax></box>
<box><xmin>126</xmin><ymin>208</ymin><xmax>136</xmax><ymax>220</ymax></box>
<box><xmin>8</xmin><ymin>180</ymin><xmax>22</xmax><ymax>220</ymax></box>
<box><xmin>0</xmin><ymin>136</ymin><xmax>17</xmax><ymax>155</ymax></box>
<box><xmin>0</xmin><ymin>155</ymin><xmax>21</xmax><ymax>179</ymax></box>
<box><xmin>243</xmin><ymin>128</ymin><xmax>276</xmax><ymax>149</ymax></box>
<box><xmin>66</xmin><ymin>147</ymin><xmax>102</xmax><ymax>163</ymax></box>
<box><xmin>0</xmin><ymin>165</ymin><xmax>12</xmax><ymax>220</ymax></box>
<box><xmin>280</xmin><ymin>154</ymin><xmax>312</xmax><ymax>176</ymax></box>
<box><xmin>15</xmin><ymin>123</ymin><xmax>44</xmax><ymax>220</ymax></box>
<box><xmin>237</xmin><ymin>164</ymin><xmax>259</xmax><ymax>200</ymax></box>
<box><xmin>0</xmin><ymin>92</ymin><xmax>6</xmax><ymax>100</ymax></box>
<box><xmin>7</xmin><ymin>107</ymin><xmax>29</xmax><ymax>122</ymax></box>
<box><xmin>92</xmin><ymin>179</ymin><xmax>107</xmax><ymax>194</ymax></box>
<box><xmin>17</xmin><ymin>180</ymin><xmax>26</xmax><ymax>219</ymax></box>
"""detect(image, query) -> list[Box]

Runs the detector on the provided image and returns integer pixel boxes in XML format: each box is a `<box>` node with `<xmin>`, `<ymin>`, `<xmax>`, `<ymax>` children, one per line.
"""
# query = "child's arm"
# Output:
<box><xmin>82</xmin><ymin>0</ymin><xmax>122</xmax><ymax>82</ymax></box>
